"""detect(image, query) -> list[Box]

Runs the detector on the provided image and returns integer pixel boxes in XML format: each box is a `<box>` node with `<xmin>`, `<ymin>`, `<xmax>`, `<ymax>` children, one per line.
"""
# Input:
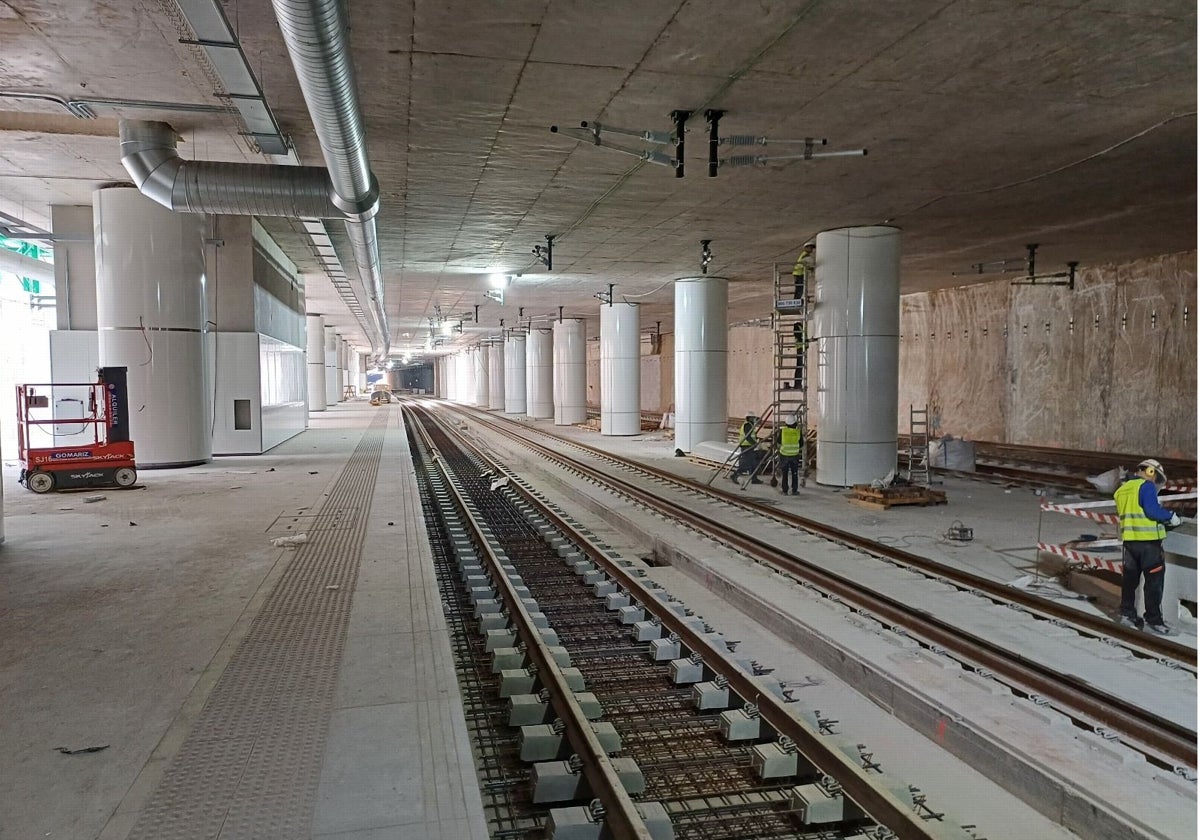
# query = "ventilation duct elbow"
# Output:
<box><xmin>119</xmin><ymin>120</ymin><xmax>342</xmax><ymax>219</ymax></box>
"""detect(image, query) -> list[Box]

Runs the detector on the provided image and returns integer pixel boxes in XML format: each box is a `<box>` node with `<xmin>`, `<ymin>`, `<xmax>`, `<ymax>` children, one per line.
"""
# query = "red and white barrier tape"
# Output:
<box><xmin>1036</xmin><ymin>541</ymin><xmax>1122</xmax><ymax>573</ymax></box>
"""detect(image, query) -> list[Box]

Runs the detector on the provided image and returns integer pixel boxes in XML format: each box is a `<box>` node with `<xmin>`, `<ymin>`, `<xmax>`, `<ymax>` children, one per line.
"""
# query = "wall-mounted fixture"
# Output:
<box><xmin>1009</xmin><ymin>244</ymin><xmax>1078</xmax><ymax>290</ymax></box>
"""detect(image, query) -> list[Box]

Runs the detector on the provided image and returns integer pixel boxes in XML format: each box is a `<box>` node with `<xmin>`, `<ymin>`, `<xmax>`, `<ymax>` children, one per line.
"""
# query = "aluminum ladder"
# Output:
<box><xmin>771</xmin><ymin>261</ymin><xmax>811</xmax><ymax>487</ymax></box>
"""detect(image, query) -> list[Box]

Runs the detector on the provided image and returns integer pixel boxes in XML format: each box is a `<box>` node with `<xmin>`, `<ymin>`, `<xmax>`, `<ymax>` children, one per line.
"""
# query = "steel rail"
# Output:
<box><xmin>409</xmin><ymin>403</ymin><xmax>953</xmax><ymax>840</ymax></box>
<box><xmin>441</xmin><ymin>403</ymin><xmax>1197</xmax><ymax>769</ymax></box>
<box><xmin>408</xmin><ymin>407</ymin><xmax>655</xmax><ymax>840</ymax></box>
<box><xmin>455</xmin><ymin>402</ymin><xmax>1196</xmax><ymax>670</ymax></box>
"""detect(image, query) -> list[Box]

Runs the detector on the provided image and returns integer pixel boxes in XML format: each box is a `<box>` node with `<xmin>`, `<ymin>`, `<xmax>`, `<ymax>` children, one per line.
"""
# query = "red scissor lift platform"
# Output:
<box><xmin>16</xmin><ymin>366</ymin><xmax>138</xmax><ymax>494</ymax></box>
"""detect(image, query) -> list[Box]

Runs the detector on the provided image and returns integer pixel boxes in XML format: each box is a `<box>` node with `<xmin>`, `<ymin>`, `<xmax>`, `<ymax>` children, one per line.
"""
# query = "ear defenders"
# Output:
<box><xmin>1138</xmin><ymin>459</ymin><xmax>1166</xmax><ymax>485</ymax></box>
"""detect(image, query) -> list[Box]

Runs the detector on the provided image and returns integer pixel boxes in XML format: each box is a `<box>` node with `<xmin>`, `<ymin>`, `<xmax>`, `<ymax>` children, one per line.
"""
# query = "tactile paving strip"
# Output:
<box><xmin>127</xmin><ymin>411</ymin><xmax>389</xmax><ymax>840</ymax></box>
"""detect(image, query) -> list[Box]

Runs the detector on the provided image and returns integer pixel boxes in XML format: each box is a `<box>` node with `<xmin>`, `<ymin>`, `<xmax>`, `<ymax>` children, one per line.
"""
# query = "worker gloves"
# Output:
<box><xmin>1168</xmin><ymin>513</ymin><xmax>1182</xmax><ymax>528</ymax></box>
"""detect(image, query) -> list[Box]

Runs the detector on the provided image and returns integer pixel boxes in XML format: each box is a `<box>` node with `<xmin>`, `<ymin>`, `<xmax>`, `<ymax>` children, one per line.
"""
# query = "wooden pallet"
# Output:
<box><xmin>849</xmin><ymin>484</ymin><xmax>947</xmax><ymax>510</ymax></box>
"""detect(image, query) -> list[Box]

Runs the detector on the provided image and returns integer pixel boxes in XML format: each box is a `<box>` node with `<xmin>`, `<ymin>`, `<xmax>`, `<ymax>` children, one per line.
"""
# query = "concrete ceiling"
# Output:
<box><xmin>1</xmin><ymin>0</ymin><xmax>1195</xmax><ymax>357</ymax></box>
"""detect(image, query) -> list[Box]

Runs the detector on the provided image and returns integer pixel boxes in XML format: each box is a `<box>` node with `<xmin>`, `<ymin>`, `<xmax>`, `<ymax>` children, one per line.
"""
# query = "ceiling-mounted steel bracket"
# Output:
<box><xmin>704</xmin><ymin>110</ymin><xmax>725</xmax><ymax>177</ymax></box>
<box><xmin>594</xmin><ymin>283</ymin><xmax>615</xmax><ymax>306</ymax></box>
<box><xmin>700</xmin><ymin>239</ymin><xmax>713</xmax><ymax>274</ymax></box>
<box><xmin>670</xmin><ymin>109</ymin><xmax>692</xmax><ymax>178</ymax></box>
<box><xmin>533</xmin><ymin>234</ymin><xmax>554</xmax><ymax>270</ymax></box>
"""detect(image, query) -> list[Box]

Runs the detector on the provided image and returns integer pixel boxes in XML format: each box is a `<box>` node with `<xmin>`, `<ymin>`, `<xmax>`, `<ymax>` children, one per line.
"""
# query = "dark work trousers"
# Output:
<box><xmin>1120</xmin><ymin>540</ymin><xmax>1166</xmax><ymax>626</ymax></box>
<box><xmin>733</xmin><ymin>447</ymin><xmax>759</xmax><ymax>477</ymax></box>
<box><xmin>779</xmin><ymin>455</ymin><xmax>799</xmax><ymax>492</ymax></box>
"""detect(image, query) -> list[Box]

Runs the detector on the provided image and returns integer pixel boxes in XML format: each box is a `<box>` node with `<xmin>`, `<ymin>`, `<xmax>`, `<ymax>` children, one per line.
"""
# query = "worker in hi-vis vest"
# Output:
<box><xmin>1114</xmin><ymin>458</ymin><xmax>1181</xmax><ymax>635</ymax></box>
<box><xmin>777</xmin><ymin>414</ymin><xmax>802</xmax><ymax>496</ymax></box>
<box><xmin>730</xmin><ymin>415</ymin><xmax>763</xmax><ymax>484</ymax></box>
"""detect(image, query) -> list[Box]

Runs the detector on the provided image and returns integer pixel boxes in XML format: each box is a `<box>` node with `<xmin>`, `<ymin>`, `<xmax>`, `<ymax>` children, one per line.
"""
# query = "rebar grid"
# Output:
<box><xmin>413</xmin><ymin>412</ymin><xmax>877</xmax><ymax>838</ymax></box>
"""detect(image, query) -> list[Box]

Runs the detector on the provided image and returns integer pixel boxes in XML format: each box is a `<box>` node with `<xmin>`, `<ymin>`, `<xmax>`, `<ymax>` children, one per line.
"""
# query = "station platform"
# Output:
<box><xmin>0</xmin><ymin>402</ymin><xmax>487</xmax><ymax>840</ymax></box>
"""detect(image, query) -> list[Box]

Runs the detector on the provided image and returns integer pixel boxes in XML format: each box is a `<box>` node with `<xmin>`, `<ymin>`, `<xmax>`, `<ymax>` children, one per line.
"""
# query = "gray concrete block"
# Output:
<box><xmin>545</xmin><ymin>807</ymin><xmax>599</xmax><ymax>840</ymax></box>
<box><xmin>491</xmin><ymin>647</ymin><xmax>526</xmax><ymax>673</ymax></box>
<box><xmin>498</xmin><ymin>669</ymin><xmax>535</xmax><ymax>697</ymax></box>
<box><xmin>508</xmin><ymin>694</ymin><xmax>549</xmax><ymax>726</ymax></box>
<box><xmin>532</xmin><ymin>760</ymin><xmax>582</xmax><ymax>803</ymax></box>
<box><xmin>669</xmin><ymin>658</ymin><xmax>704</xmax><ymax>684</ymax></box>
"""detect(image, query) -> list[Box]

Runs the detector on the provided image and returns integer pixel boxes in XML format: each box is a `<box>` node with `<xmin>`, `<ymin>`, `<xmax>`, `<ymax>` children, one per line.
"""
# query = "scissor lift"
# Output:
<box><xmin>16</xmin><ymin>366</ymin><xmax>137</xmax><ymax>494</ymax></box>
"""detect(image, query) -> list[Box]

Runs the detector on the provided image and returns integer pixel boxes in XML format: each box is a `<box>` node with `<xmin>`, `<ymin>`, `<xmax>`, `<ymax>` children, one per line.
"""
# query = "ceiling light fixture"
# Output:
<box><xmin>488</xmin><ymin>273</ymin><xmax>510</xmax><ymax>289</ymax></box>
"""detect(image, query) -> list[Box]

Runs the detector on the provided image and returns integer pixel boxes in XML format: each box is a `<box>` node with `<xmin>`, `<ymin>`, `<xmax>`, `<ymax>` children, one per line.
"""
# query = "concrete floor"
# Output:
<box><xmin>0</xmin><ymin>402</ymin><xmax>486</xmax><ymax>840</ymax></box>
<box><xmin>2</xmin><ymin>400</ymin><xmax>1192</xmax><ymax>840</ymax></box>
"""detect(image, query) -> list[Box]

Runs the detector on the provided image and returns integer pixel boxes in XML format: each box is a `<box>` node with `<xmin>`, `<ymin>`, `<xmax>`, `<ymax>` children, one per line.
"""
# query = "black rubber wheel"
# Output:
<box><xmin>27</xmin><ymin>471</ymin><xmax>55</xmax><ymax>494</ymax></box>
<box><xmin>114</xmin><ymin>467</ymin><xmax>137</xmax><ymax>488</ymax></box>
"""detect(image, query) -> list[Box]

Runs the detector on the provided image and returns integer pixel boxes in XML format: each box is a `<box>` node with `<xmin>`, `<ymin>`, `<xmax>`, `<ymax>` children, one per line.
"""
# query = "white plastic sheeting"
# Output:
<box><xmin>674</xmin><ymin>276</ymin><xmax>727</xmax><ymax>452</ymax></box>
<box><xmin>600</xmin><ymin>302</ymin><xmax>640</xmax><ymax>436</ymax></box>
<box><xmin>813</xmin><ymin>226</ymin><xmax>901</xmax><ymax>486</ymax></box>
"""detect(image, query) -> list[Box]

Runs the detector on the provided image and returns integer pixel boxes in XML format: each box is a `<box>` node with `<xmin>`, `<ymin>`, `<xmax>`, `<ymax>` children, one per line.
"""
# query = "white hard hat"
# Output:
<box><xmin>1138</xmin><ymin>458</ymin><xmax>1167</xmax><ymax>484</ymax></box>
<box><xmin>786</xmin><ymin>414</ymin><xmax>798</xmax><ymax>425</ymax></box>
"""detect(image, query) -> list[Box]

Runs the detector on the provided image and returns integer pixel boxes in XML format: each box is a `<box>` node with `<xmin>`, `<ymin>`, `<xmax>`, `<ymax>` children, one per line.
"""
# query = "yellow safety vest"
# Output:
<box><xmin>1114</xmin><ymin>478</ymin><xmax>1166</xmax><ymax>541</ymax></box>
<box><xmin>792</xmin><ymin>254</ymin><xmax>810</xmax><ymax>278</ymax></box>
<box><xmin>738</xmin><ymin>422</ymin><xmax>757</xmax><ymax>449</ymax></box>
<box><xmin>779</xmin><ymin>426</ymin><xmax>801</xmax><ymax>456</ymax></box>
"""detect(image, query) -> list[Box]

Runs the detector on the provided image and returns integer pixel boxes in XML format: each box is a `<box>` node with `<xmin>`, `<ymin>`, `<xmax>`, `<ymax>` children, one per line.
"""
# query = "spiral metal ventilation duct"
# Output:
<box><xmin>271</xmin><ymin>0</ymin><xmax>388</xmax><ymax>361</ymax></box>
<box><xmin>119</xmin><ymin>121</ymin><xmax>340</xmax><ymax>218</ymax></box>
<box><xmin>117</xmin><ymin>0</ymin><xmax>390</xmax><ymax>361</ymax></box>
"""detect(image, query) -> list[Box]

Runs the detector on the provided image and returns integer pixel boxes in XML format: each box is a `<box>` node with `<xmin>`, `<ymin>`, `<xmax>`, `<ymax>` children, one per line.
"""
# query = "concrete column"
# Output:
<box><xmin>525</xmin><ymin>328</ymin><xmax>553</xmax><ymax>419</ymax></box>
<box><xmin>674</xmin><ymin>276</ymin><xmax>728</xmax><ymax>452</ymax></box>
<box><xmin>52</xmin><ymin>204</ymin><xmax>97</xmax><ymax>331</ymax></box>
<box><xmin>504</xmin><ymin>334</ymin><xmax>527</xmax><ymax>415</ymax></box>
<box><xmin>94</xmin><ymin>187</ymin><xmax>209</xmax><ymax>467</ymax></box>
<box><xmin>473</xmin><ymin>345</ymin><xmax>490</xmax><ymax>407</ymax></box>
<box><xmin>306</xmin><ymin>314</ymin><xmax>327</xmax><ymax>412</ymax></box>
<box><xmin>600</xmin><ymin>302</ymin><xmax>640</xmax><ymax>436</ymax></box>
<box><xmin>553</xmin><ymin>318</ymin><xmax>587</xmax><ymax>425</ymax></box>
<box><xmin>813</xmin><ymin>226</ymin><xmax>901</xmax><ymax>486</ymax></box>
<box><xmin>487</xmin><ymin>343</ymin><xmax>505</xmax><ymax>409</ymax></box>
<box><xmin>323</xmin><ymin>325</ymin><xmax>338</xmax><ymax>406</ymax></box>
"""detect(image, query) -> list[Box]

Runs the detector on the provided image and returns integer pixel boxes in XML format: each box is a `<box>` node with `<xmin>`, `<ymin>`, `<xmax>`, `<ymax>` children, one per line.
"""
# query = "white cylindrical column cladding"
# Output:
<box><xmin>340</xmin><ymin>340</ymin><xmax>351</xmax><ymax>399</ymax></box>
<box><xmin>525</xmin><ymin>328</ymin><xmax>553</xmax><ymax>419</ymax></box>
<box><xmin>323</xmin><ymin>326</ymin><xmax>339</xmax><ymax>406</ymax></box>
<box><xmin>94</xmin><ymin>187</ymin><xmax>210</xmax><ymax>467</ymax></box>
<box><xmin>455</xmin><ymin>351</ymin><xmax>472</xmax><ymax>403</ymax></box>
<box><xmin>473</xmin><ymin>346</ymin><xmax>489</xmax><ymax>407</ymax></box>
<box><xmin>487</xmin><ymin>343</ymin><xmax>505</xmax><ymax>409</ymax></box>
<box><xmin>553</xmin><ymin>318</ymin><xmax>587</xmax><ymax>425</ymax></box>
<box><xmin>504</xmin><ymin>334</ymin><xmax>527</xmax><ymax>414</ymax></box>
<box><xmin>306</xmin><ymin>314</ymin><xmax>327</xmax><ymax>412</ymax></box>
<box><xmin>600</xmin><ymin>302</ymin><xmax>641</xmax><ymax>435</ymax></box>
<box><xmin>813</xmin><ymin>226</ymin><xmax>902</xmax><ymax>486</ymax></box>
<box><xmin>674</xmin><ymin>276</ymin><xmax>728</xmax><ymax>452</ymax></box>
<box><xmin>349</xmin><ymin>348</ymin><xmax>362</xmax><ymax>395</ymax></box>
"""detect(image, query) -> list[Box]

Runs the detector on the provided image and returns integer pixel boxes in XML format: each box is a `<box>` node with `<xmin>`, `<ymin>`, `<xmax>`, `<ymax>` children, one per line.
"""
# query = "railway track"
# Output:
<box><xmin>433</xmin><ymin>400</ymin><xmax>1196</xmax><ymax>773</ymax></box>
<box><xmin>406</xmin><ymin>404</ymin><xmax>980</xmax><ymax>840</ymax></box>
